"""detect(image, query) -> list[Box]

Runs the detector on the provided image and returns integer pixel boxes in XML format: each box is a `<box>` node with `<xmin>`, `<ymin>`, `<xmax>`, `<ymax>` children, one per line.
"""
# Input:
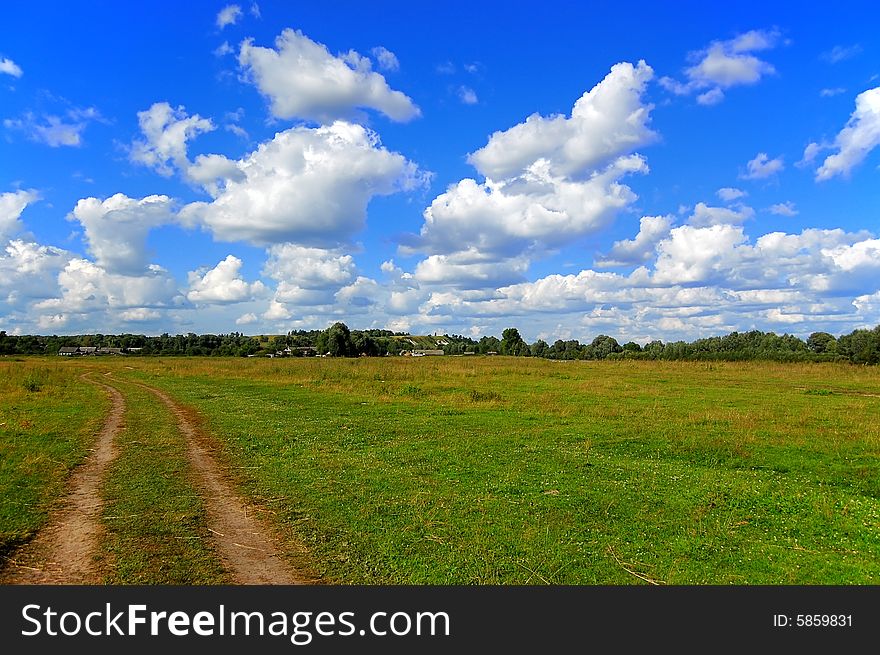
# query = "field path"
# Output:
<box><xmin>0</xmin><ymin>373</ymin><xmax>122</xmax><ymax>584</ymax></box>
<box><xmin>126</xmin><ymin>378</ymin><xmax>303</xmax><ymax>584</ymax></box>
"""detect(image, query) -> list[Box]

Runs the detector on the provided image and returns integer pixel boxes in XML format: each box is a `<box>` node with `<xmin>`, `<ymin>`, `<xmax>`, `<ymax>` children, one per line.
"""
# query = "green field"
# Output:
<box><xmin>2</xmin><ymin>356</ymin><xmax>879</xmax><ymax>584</ymax></box>
<box><xmin>0</xmin><ymin>360</ymin><xmax>107</xmax><ymax>559</ymax></box>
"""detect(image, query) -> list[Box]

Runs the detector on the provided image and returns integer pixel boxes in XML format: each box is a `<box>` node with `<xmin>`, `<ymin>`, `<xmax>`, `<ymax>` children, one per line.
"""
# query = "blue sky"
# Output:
<box><xmin>1</xmin><ymin>1</ymin><xmax>879</xmax><ymax>342</ymax></box>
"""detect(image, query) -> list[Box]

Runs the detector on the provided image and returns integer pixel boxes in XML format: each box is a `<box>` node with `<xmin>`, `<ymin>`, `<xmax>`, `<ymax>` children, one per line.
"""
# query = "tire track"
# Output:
<box><xmin>0</xmin><ymin>373</ymin><xmax>122</xmax><ymax>584</ymax></box>
<box><xmin>125</xmin><ymin>378</ymin><xmax>305</xmax><ymax>585</ymax></box>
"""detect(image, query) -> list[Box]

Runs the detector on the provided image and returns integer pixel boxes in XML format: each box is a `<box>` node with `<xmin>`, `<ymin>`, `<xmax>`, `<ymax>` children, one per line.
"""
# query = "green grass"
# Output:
<box><xmin>121</xmin><ymin>356</ymin><xmax>880</xmax><ymax>584</ymax></box>
<box><xmin>0</xmin><ymin>359</ymin><xmax>106</xmax><ymax>559</ymax></box>
<box><xmin>98</xmin><ymin>379</ymin><xmax>227</xmax><ymax>583</ymax></box>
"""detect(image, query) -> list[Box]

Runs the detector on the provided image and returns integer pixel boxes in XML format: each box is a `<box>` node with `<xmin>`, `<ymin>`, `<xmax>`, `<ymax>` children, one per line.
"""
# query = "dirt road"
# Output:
<box><xmin>1</xmin><ymin>373</ymin><xmax>307</xmax><ymax>585</ymax></box>
<box><xmin>0</xmin><ymin>374</ymin><xmax>122</xmax><ymax>584</ymax></box>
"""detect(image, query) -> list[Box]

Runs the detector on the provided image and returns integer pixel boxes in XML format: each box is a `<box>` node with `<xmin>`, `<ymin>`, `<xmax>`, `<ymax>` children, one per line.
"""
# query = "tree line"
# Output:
<box><xmin>1</xmin><ymin>323</ymin><xmax>879</xmax><ymax>365</ymax></box>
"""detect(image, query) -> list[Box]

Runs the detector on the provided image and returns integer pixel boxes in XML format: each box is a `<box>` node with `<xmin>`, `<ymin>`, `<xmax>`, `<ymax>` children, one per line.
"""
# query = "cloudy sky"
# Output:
<box><xmin>1</xmin><ymin>2</ymin><xmax>879</xmax><ymax>343</ymax></box>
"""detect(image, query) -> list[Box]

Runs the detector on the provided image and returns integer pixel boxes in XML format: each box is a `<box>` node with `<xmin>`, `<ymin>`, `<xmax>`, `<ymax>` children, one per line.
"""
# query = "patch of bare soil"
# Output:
<box><xmin>129</xmin><ymin>380</ymin><xmax>309</xmax><ymax>585</ymax></box>
<box><xmin>0</xmin><ymin>374</ymin><xmax>122</xmax><ymax>584</ymax></box>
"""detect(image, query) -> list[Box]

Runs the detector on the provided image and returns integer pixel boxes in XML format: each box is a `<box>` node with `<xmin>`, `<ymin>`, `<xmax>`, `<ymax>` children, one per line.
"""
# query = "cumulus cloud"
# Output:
<box><xmin>0</xmin><ymin>239</ymin><xmax>71</xmax><ymax>312</ymax></box>
<box><xmin>239</xmin><ymin>29</ymin><xmax>420</xmax><ymax>123</ymax></box>
<box><xmin>235</xmin><ymin>312</ymin><xmax>258</xmax><ymax>325</ymax></box>
<box><xmin>187</xmin><ymin>255</ymin><xmax>266</xmax><ymax>304</ymax></box>
<box><xmin>408</xmin><ymin>220</ymin><xmax>880</xmax><ymax>342</ymax></box>
<box><xmin>769</xmin><ymin>201</ymin><xmax>798</xmax><ymax>217</ymax></box>
<box><xmin>414</xmin><ymin>250</ymin><xmax>530</xmax><ymax>288</ymax></box>
<box><xmin>69</xmin><ymin>193</ymin><xmax>176</xmax><ymax>275</ymax></box>
<box><xmin>0</xmin><ymin>189</ymin><xmax>39</xmax><ymax>240</ymax></box>
<box><xmin>1</xmin><ymin>57</ymin><xmax>23</xmax><ymax>77</ymax></box>
<box><xmin>406</xmin><ymin>62</ymin><xmax>655</xmax><ymax>290</ymax></box>
<box><xmin>119</xmin><ymin>308</ymin><xmax>161</xmax><ymax>322</ymax></box>
<box><xmin>130</xmin><ymin>102</ymin><xmax>215</xmax><ymax>177</ymax></box>
<box><xmin>35</xmin><ymin>258</ymin><xmax>183</xmax><ymax>316</ymax></box>
<box><xmin>216</xmin><ymin>5</ymin><xmax>242</xmax><ymax>29</ymax></box>
<box><xmin>469</xmin><ymin>61</ymin><xmax>655</xmax><ymax>180</ymax></box>
<box><xmin>415</xmin><ymin>155</ymin><xmax>647</xmax><ymax>260</ymax></box>
<box><xmin>181</xmin><ymin>121</ymin><xmax>428</xmax><ymax>246</ymax></box>
<box><xmin>4</xmin><ymin>107</ymin><xmax>104</xmax><ymax>147</ymax></box>
<box><xmin>371</xmin><ymin>46</ymin><xmax>400</xmax><ymax>72</ymax></box>
<box><xmin>687</xmin><ymin>202</ymin><xmax>754</xmax><ymax>227</ymax></box>
<box><xmin>659</xmin><ymin>29</ymin><xmax>780</xmax><ymax>104</ymax></box>
<box><xmin>262</xmin><ymin>244</ymin><xmax>356</xmax><ymax>306</ymax></box>
<box><xmin>741</xmin><ymin>152</ymin><xmax>784</xmax><ymax>180</ymax></box>
<box><xmin>716</xmin><ymin>187</ymin><xmax>747</xmax><ymax>202</ymax></box>
<box><xmin>596</xmin><ymin>215</ymin><xmax>672</xmax><ymax>267</ymax></box>
<box><xmin>814</xmin><ymin>87</ymin><xmax>880</xmax><ymax>181</ymax></box>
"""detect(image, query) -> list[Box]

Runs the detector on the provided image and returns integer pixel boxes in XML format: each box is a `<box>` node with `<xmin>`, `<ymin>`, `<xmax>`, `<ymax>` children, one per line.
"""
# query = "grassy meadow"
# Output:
<box><xmin>2</xmin><ymin>355</ymin><xmax>879</xmax><ymax>584</ymax></box>
<box><xmin>0</xmin><ymin>359</ymin><xmax>107</xmax><ymax>559</ymax></box>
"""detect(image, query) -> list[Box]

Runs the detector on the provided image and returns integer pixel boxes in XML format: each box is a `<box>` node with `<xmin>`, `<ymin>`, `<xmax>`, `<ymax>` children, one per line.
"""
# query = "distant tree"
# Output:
<box><xmin>478</xmin><ymin>335</ymin><xmax>501</xmax><ymax>354</ymax></box>
<box><xmin>352</xmin><ymin>332</ymin><xmax>378</xmax><ymax>356</ymax></box>
<box><xmin>590</xmin><ymin>335</ymin><xmax>622</xmax><ymax>359</ymax></box>
<box><xmin>807</xmin><ymin>332</ymin><xmax>837</xmax><ymax>354</ymax></box>
<box><xmin>622</xmin><ymin>341</ymin><xmax>642</xmax><ymax>353</ymax></box>
<box><xmin>501</xmin><ymin>327</ymin><xmax>526</xmax><ymax>355</ymax></box>
<box><xmin>530</xmin><ymin>339</ymin><xmax>549</xmax><ymax>358</ymax></box>
<box><xmin>328</xmin><ymin>322</ymin><xmax>354</xmax><ymax>357</ymax></box>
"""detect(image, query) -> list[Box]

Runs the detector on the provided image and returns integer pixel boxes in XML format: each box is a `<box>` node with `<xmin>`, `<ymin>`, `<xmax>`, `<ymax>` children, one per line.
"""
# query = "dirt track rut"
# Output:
<box><xmin>0</xmin><ymin>374</ymin><xmax>122</xmax><ymax>584</ymax></box>
<box><xmin>2</xmin><ymin>373</ymin><xmax>306</xmax><ymax>585</ymax></box>
<box><xmin>126</xmin><ymin>379</ymin><xmax>302</xmax><ymax>585</ymax></box>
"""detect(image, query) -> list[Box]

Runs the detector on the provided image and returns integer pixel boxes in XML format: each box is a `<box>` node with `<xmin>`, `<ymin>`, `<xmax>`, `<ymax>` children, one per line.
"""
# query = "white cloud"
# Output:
<box><xmin>214</xmin><ymin>41</ymin><xmax>234</xmax><ymax>57</ymax></box>
<box><xmin>0</xmin><ymin>239</ymin><xmax>71</xmax><ymax>312</ymax></box>
<box><xmin>371</xmin><ymin>46</ymin><xmax>400</xmax><ymax>72</ymax></box>
<box><xmin>0</xmin><ymin>57</ymin><xmax>23</xmax><ymax>78</ymax></box>
<box><xmin>235</xmin><ymin>312</ymin><xmax>258</xmax><ymax>325</ymax></box>
<box><xmin>716</xmin><ymin>187</ymin><xmax>747</xmax><ymax>202</ymax></box>
<box><xmin>687</xmin><ymin>202</ymin><xmax>754</xmax><ymax>227</ymax></box>
<box><xmin>0</xmin><ymin>189</ymin><xmax>39</xmax><ymax>240</ymax></box>
<box><xmin>262</xmin><ymin>244</ymin><xmax>358</xmax><ymax>306</ymax></box>
<box><xmin>69</xmin><ymin>193</ymin><xmax>176</xmax><ymax>275</ymax></box>
<box><xmin>119</xmin><ymin>308</ymin><xmax>161</xmax><ymax>322</ymax></box>
<box><xmin>596</xmin><ymin>215</ymin><xmax>672</xmax><ymax>267</ymax></box>
<box><xmin>415</xmin><ymin>155</ymin><xmax>647</xmax><ymax>260</ymax></box>
<box><xmin>820</xmin><ymin>87</ymin><xmax>846</xmax><ymax>98</ymax></box>
<box><xmin>263</xmin><ymin>299</ymin><xmax>291</xmax><ymax>321</ymax></box>
<box><xmin>250</xmin><ymin>3</ymin><xmax>261</xmax><ymax>18</ymax></box>
<box><xmin>821</xmin><ymin>44</ymin><xmax>862</xmax><ymax>64</ymax></box>
<box><xmin>216</xmin><ymin>5</ymin><xmax>242</xmax><ymax>29</ymax></box>
<box><xmin>186</xmin><ymin>153</ymin><xmax>244</xmax><ymax>195</ymax></box>
<box><xmin>5</xmin><ymin>107</ymin><xmax>104</xmax><ymax>147</ymax></box>
<box><xmin>696</xmin><ymin>87</ymin><xmax>724</xmax><ymax>106</ymax></box>
<box><xmin>35</xmin><ymin>258</ymin><xmax>183</xmax><ymax>315</ymax></box>
<box><xmin>414</xmin><ymin>250</ymin><xmax>530</xmax><ymax>288</ymax></box>
<box><xmin>187</xmin><ymin>255</ymin><xmax>266</xmax><ymax>304</ymax></box>
<box><xmin>401</xmin><ymin>221</ymin><xmax>880</xmax><ymax>342</ymax></box>
<box><xmin>130</xmin><ymin>102</ymin><xmax>215</xmax><ymax>177</ymax></box>
<box><xmin>653</xmin><ymin>224</ymin><xmax>748</xmax><ymax>285</ymax></box>
<box><xmin>659</xmin><ymin>29</ymin><xmax>779</xmax><ymax>104</ymax></box>
<box><xmin>239</xmin><ymin>29</ymin><xmax>420</xmax><ymax>123</ymax></box>
<box><xmin>799</xmin><ymin>142</ymin><xmax>823</xmax><ymax>167</ymax></box>
<box><xmin>458</xmin><ymin>86</ymin><xmax>478</xmax><ymax>105</ymax></box>
<box><xmin>769</xmin><ymin>201</ymin><xmax>798</xmax><ymax>217</ymax></box>
<box><xmin>815</xmin><ymin>87</ymin><xmax>880</xmax><ymax>181</ymax></box>
<box><xmin>181</xmin><ymin>121</ymin><xmax>428</xmax><ymax>246</ymax></box>
<box><xmin>741</xmin><ymin>152</ymin><xmax>784</xmax><ymax>179</ymax></box>
<box><xmin>405</xmin><ymin>62</ymin><xmax>655</xmax><ymax>291</ymax></box>
<box><xmin>469</xmin><ymin>61</ymin><xmax>655</xmax><ymax>180</ymax></box>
